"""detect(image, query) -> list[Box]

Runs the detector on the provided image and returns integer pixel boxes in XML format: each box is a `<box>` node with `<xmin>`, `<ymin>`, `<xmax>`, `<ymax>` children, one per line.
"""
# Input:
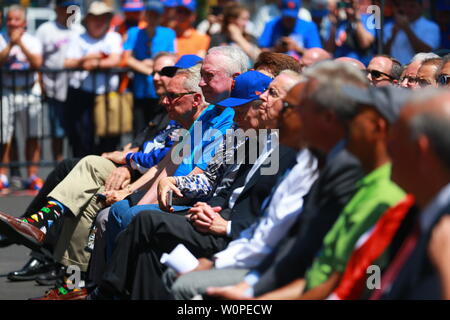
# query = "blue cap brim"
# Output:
<box><xmin>217</xmin><ymin>97</ymin><xmax>255</xmax><ymax>108</ymax></box>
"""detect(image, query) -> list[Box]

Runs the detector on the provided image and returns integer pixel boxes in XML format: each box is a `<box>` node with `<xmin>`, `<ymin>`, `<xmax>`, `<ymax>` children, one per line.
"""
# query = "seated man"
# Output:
<box><xmin>88</xmin><ymin>71</ymin><xmax>299</xmax><ymax>300</ymax></box>
<box><xmin>220</xmin><ymin>85</ymin><xmax>409</xmax><ymax>300</ymax></box>
<box><xmin>104</xmin><ymin>70</ymin><xmax>274</xmax><ymax>258</ymax></box>
<box><xmin>163</xmin><ymin>70</ymin><xmax>319</xmax><ymax>300</ymax></box>
<box><xmin>1</xmin><ymin>51</ymin><xmax>179</xmax><ymax>283</ymax></box>
<box><xmin>205</xmin><ymin>61</ymin><xmax>367</xmax><ymax>299</ymax></box>
<box><xmin>416</xmin><ymin>57</ymin><xmax>443</xmax><ymax>88</ymax></box>
<box><xmin>0</xmin><ymin>58</ymin><xmax>235</xmax><ymax>299</ymax></box>
<box><xmin>366</xmin><ymin>55</ymin><xmax>402</xmax><ymax>87</ymax></box>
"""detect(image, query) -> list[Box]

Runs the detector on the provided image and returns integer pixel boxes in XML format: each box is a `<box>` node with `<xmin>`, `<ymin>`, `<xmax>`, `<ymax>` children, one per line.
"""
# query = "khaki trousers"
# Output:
<box><xmin>49</xmin><ymin>155</ymin><xmax>117</xmax><ymax>272</ymax></box>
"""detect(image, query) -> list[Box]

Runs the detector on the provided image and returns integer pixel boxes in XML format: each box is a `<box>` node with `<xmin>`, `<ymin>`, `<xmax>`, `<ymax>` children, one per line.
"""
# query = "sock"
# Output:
<box><xmin>23</xmin><ymin>199</ymin><xmax>66</xmax><ymax>234</ymax></box>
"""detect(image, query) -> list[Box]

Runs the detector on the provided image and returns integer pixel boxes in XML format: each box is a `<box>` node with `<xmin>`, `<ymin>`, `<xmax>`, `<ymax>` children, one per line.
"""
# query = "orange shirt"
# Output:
<box><xmin>175</xmin><ymin>28</ymin><xmax>210</xmax><ymax>58</ymax></box>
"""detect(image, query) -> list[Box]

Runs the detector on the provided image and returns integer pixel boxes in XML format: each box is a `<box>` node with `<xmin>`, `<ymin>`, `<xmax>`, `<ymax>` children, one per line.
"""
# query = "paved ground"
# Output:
<box><xmin>0</xmin><ymin>194</ymin><xmax>53</xmax><ymax>300</ymax></box>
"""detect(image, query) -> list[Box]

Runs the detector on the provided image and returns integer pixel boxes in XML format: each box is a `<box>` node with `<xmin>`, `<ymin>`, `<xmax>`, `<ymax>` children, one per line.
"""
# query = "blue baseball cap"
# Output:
<box><xmin>160</xmin><ymin>54</ymin><xmax>203</xmax><ymax>77</ymax></box>
<box><xmin>161</xmin><ymin>0</ymin><xmax>178</xmax><ymax>8</ymax></box>
<box><xmin>122</xmin><ymin>0</ymin><xmax>145</xmax><ymax>12</ymax></box>
<box><xmin>146</xmin><ymin>0</ymin><xmax>164</xmax><ymax>14</ymax></box>
<box><xmin>217</xmin><ymin>71</ymin><xmax>273</xmax><ymax>108</ymax></box>
<box><xmin>280</xmin><ymin>0</ymin><xmax>301</xmax><ymax>18</ymax></box>
<box><xmin>177</xmin><ymin>0</ymin><xmax>197</xmax><ymax>12</ymax></box>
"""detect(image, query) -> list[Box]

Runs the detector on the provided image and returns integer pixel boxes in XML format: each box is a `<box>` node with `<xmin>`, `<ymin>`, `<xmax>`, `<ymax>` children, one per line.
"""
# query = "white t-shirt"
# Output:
<box><xmin>0</xmin><ymin>31</ymin><xmax>43</xmax><ymax>88</ymax></box>
<box><xmin>384</xmin><ymin>16</ymin><xmax>441</xmax><ymax>65</ymax></box>
<box><xmin>66</xmin><ymin>31</ymin><xmax>123</xmax><ymax>94</ymax></box>
<box><xmin>35</xmin><ymin>21</ymin><xmax>84</xmax><ymax>101</ymax></box>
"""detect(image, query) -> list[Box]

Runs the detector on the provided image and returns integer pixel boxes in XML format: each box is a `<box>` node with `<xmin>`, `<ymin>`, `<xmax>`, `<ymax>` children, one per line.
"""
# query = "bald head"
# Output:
<box><xmin>335</xmin><ymin>57</ymin><xmax>366</xmax><ymax>71</ymax></box>
<box><xmin>301</xmin><ymin>48</ymin><xmax>332</xmax><ymax>68</ymax></box>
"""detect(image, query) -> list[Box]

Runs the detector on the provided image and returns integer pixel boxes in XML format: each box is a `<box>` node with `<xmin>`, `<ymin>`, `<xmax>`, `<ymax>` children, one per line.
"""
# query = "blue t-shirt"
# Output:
<box><xmin>323</xmin><ymin>14</ymin><xmax>376</xmax><ymax>66</ymax></box>
<box><xmin>124</xmin><ymin>26</ymin><xmax>176</xmax><ymax>99</ymax></box>
<box><xmin>258</xmin><ymin>17</ymin><xmax>322</xmax><ymax>50</ymax></box>
<box><xmin>174</xmin><ymin>105</ymin><xmax>235</xmax><ymax>176</ymax></box>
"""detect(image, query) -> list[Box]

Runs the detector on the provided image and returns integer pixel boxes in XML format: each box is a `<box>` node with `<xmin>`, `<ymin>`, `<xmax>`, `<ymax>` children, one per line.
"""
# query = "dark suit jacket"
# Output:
<box><xmin>210</xmin><ymin>144</ymin><xmax>298</xmax><ymax>240</ymax></box>
<box><xmin>382</xmin><ymin>197</ymin><xmax>450</xmax><ymax>300</ymax></box>
<box><xmin>253</xmin><ymin>148</ymin><xmax>364</xmax><ymax>296</ymax></box>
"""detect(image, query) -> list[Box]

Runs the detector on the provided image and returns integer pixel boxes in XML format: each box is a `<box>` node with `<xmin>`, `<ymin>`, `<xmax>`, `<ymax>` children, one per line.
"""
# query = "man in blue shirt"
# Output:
<box><xmin>258</xmin><ymin>0</ymin><xmax>322</xmax><ymax>58</ymax></box>
<box><xmin>123</xmin><ymin>1</ymin><xmax>176</xmax><ymax>136</ymax></box>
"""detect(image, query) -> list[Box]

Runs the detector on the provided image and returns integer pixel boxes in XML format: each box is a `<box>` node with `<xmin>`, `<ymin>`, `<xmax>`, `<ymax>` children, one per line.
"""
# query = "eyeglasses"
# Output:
<box><xmin>438</xmin><ymin>74</ymin><xmax>450</xmax><ymax>86</ymax></box>
<box><xmin>366</xmin><ymin>69</ymin><xmax>394</xmax><ymax>80</ymax></box>
<box><xmin>162</xmin><ymin>91</ymin><xmax>197</xmax><ymax>102</ymax></box>
<box><xmin>400</xmin><ymin>76</ymin><xmax>419</xmax><ymax>84</ymax></box>
<box><xmin>418</xmin><ymin>78</ymin><xmax>432</xmax><ymax>88</ymax></box>
<box><xmin>151</xmin><ymin>71</ymin><xmax>162</xmax><ymax>77</ymax></box>
<box><xmin>282</xmin><ymin>101</ymin><xmax>296</xmax><ymax>112</ymax></box>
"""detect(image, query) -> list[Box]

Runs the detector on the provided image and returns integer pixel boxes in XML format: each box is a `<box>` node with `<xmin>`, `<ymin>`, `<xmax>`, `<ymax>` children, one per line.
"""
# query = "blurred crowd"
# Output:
<box><xmin>0</xmin><ymin>0</ymin><xmax>449</xmax><ymax>301</ymax></box>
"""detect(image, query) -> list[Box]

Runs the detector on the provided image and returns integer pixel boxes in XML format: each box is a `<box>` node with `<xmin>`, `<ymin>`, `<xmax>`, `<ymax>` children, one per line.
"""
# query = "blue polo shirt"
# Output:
<box><xmin>258</xmin><ymin>17</ymin><xmax>322</xmax><ymax>50</ymax></box>
<box><xmin>174</xmin><ymin>105</ymin><xmax>235</xmax><ymax>176</ymax></box>
<box><xmin>124</xmin><ymin>26</ymin><xmax>176</xmax><ymax>99</ymax></box>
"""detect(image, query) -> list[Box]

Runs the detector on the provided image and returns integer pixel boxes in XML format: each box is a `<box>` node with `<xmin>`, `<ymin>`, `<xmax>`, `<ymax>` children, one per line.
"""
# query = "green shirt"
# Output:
<box><xmin>305</xmin><ymin>163</ymin><xmax>405</xmax><ymax>290</ymax></box>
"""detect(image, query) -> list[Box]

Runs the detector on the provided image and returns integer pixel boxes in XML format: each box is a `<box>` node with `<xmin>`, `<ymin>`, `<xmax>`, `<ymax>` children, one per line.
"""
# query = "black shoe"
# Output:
<box><xmin>35</xmin><ymin>265</ymin><xmax>66</xmax><ymax>286</ymax></box>
<box><xmin>7</xmin><ymin>257</ymin><xmax>55</xmax><ymax>281</ymax></box>
<box><xmin>86</xmin><ymin>286</ymin><xmax>114</xmax><ymax>300</ymax></box>
<box><xmin>0</xmin><ymin>233</ymin><xmax>13</xmax><ymax>248</ymax></box>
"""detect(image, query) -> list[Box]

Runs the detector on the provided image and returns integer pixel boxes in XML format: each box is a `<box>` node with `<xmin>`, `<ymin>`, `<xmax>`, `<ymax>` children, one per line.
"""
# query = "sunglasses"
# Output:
<box><xmin>418</xmin><ymin>78</ymin><xmax>432</xmax><ymax>88</ymax></box>
<box><xmin>438</xmin><ymin>74</ymin><xmax>450</xmax><ymax>86</ymax></box>
<box><xmin>367</xmin><ymin>69</ymin><xmax>394</xmax><ymax>80</ymax></box>
<box><xmin>162</xmin><ymin>91</ymin><xmax>197</xmax><ymax>102</ymax></box>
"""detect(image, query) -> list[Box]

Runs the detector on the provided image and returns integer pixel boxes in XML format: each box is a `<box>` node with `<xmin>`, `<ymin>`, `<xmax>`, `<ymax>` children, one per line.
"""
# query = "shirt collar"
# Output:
<box><xmin>420</xmin><ymin>182</ymin><xmax>450</xmax><ymax>233</ymax></box>
<box><xmin>326</xmin><ymin>139</ymin><xmax>346</xmax><ymax>163</ymax></box>
<box><xmin>356</xmin><ymin>163</ymin><xmax>391</xmax><ymax>188</ymax></box>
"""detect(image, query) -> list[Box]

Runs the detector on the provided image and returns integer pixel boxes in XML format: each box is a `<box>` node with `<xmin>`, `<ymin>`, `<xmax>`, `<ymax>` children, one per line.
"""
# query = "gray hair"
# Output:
<box><xmin>408</xmin><ymin>88</ymin><xmax>450</xmax><ymax>170</ymax></box>
<box><xmin>7</xmin><ymin>5</ymin><xmax>27</xmax><ymax>18</ymax></box>
<box><xmin>176</xmin><ymin>63</ymin><xmax>206</xmax><ymax>104</ymax></box>
<box><xmin>410</xmin><ymin>52</ymin><xmax>440</xmax><ymax>63</ymax></box>
<box><xmin>302</xmin><ymin>60</ymin><xmax>369</xmax><ymax>123</ymax></box>
<box><xmin>207</xmin><ymin>46</ymin><xmax>250</xmax><ymax>76</ymax></box>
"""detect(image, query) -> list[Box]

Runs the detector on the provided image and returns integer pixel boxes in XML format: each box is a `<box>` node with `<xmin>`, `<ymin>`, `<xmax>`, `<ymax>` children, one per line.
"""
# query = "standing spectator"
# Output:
<box><xmin>174</xmin><ymin>0</ymin><xmax>211</xmax><ymax>58</ymax></box>
<box><xmin>111</xmin><ymin>0</ymin><xmax>146</xmax><ymax>40</ymax></box>
<box><xmin>0</xmin><ymin>5</ymin><xmax>43</xmax><ymax>192</ymax></box>
<box><xmin>160</xmin><ymin>0</ymin><xmax>178</xmax><ymax>29</ymax></box>
<box><xmin>323</xmin><ymin>0</ymin><xmax>376</xmax><ymax>66</ymax></box>
<box><xmin>64</xmin><ymin>1</ymin><xmax>122</xmax><ymax>157</ymax></box>
<box><xmin>197</xmin><ymin>0</ymin><xmax>235</xmax><ymax>36</ymax></box>
<box><xmin>209</xmin><ymin>4</ymin><xmax>261</xmax><ymax>61</ymax></box>
<box><xmin>123</xmin><ymin>1</ymin><xmax>176</xmax><ymax>137</ymax></box>
<box><xmin>35</xmin><ymin>0</ymin><xmax>84</xmax><ymax>163</ymax></box>
<box><xmin>384</xmin><ymin>0</ymin><xmax>440</xmax><ymax>65</ymax></box>
<box><xmin>252</xmin><ymin>0</ymin><xmax>313</xmax><ymax>38</ymax></box>
<box><xmin>258</xmin><ymin>0</ymin><xmax>322</xmax><ymax>59</ymax></box>
<box><xmin>366</xmin><ymin>54</ymin><xmax>402</xmax><ymax>87</ymax></box>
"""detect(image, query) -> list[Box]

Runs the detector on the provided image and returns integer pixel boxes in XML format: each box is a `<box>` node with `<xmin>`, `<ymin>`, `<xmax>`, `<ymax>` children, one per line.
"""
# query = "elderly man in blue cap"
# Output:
<box><xmin>84</xmin><ymin>69</ymin><xmax>300</xmax><ymax>300</ymax></box>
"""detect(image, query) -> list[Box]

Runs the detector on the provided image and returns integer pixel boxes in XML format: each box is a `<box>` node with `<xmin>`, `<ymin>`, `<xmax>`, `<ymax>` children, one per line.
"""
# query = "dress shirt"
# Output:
<box><xmin>213</xmin><ymin>148</ymin><xmax>318</xmax><ymax>269</ymax></box>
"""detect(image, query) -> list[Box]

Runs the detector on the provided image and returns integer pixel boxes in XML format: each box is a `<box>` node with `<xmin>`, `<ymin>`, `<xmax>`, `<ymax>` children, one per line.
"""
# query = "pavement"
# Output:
<box><xmin>0</xmin><ymin>193</ymin><xmax>54</xmax><ymax>300</ymax></box>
